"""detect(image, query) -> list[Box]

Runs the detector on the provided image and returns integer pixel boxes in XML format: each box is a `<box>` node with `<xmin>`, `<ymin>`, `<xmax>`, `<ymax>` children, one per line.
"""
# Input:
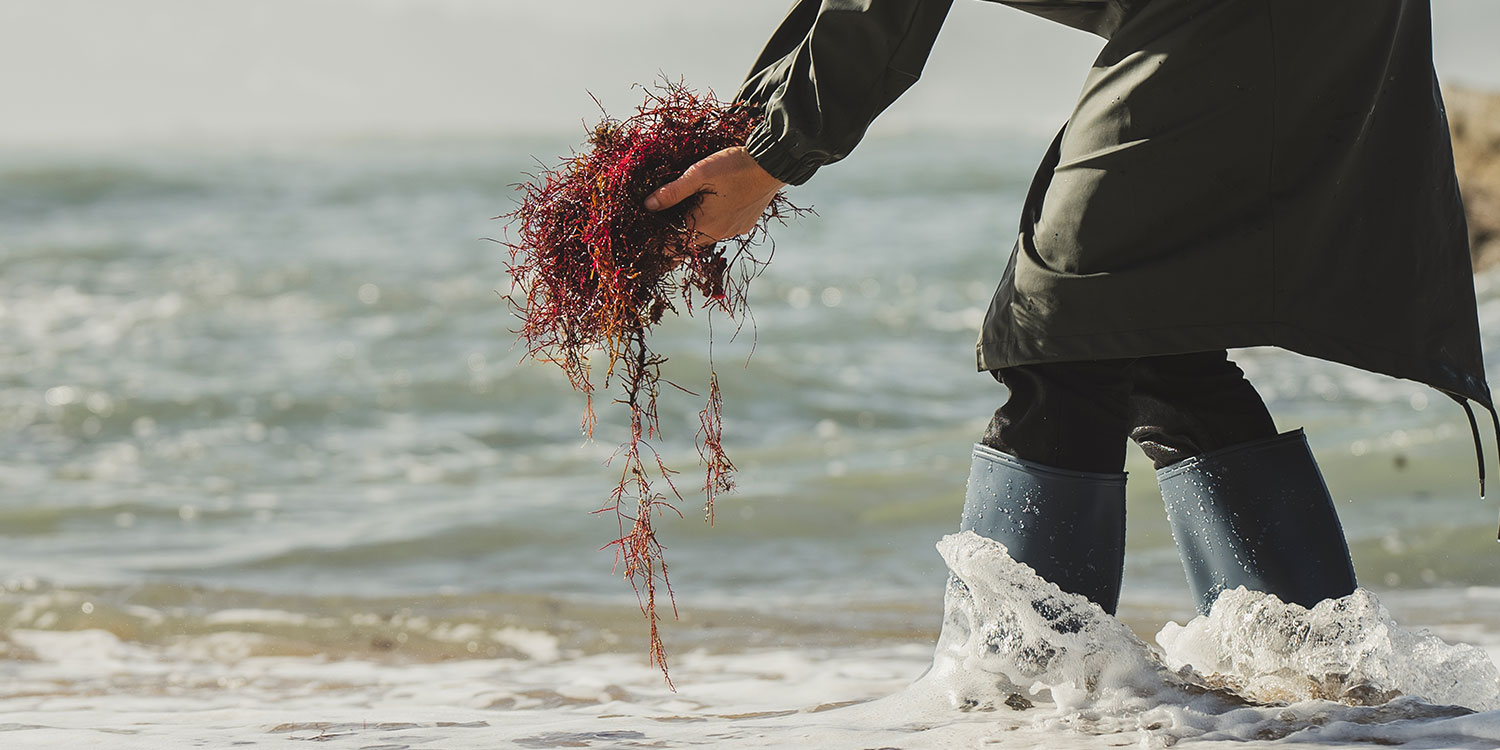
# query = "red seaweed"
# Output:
<box><xmin>500</xmin><ymin>81</ymin><xmax>806</xmax><ymax>685</ymax></box>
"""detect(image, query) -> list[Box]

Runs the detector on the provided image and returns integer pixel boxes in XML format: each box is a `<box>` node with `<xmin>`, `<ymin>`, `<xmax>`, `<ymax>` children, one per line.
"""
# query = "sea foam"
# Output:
<box><xmin>1157</xmin><ymin>585</ymin><xmax>1500</xmax><ymax>710</ymax></box>
<box><xmin>922</xmin><ymin>530</ymin><xmax>1168</xmax><ymax>713</ymax></box>
<box><xmin>908</xmin><ymin>530</ymin><xmax>1500</xmax><ymax>746</ymax></box>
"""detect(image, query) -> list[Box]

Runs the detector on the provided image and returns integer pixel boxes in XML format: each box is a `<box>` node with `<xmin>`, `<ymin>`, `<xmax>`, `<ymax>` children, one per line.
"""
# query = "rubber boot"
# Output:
<box><xmin>1156</xmin><ymin>429</ymin><xmax>1357</xmax><ymax>615</ymax></box>
<box><xmin>960</xmin><ymin>444</ymin><xmax>1128</xmax><ymax>614</ymax></box>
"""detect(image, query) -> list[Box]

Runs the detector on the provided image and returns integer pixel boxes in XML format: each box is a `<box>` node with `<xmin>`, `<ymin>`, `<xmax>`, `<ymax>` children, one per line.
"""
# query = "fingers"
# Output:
<box><xmin>661</xmin><ymin>217</ymin><xmax>710</xmax><ymax>260</ymax></box>
<box><xmin>647</xmin><ymin>165</ymin><xmax>719</xmax><ymax>250</ymax></box>
<box><xmin>644</xmin><ymin>167</ymin><xmax>700</xmax><ymax>212</ymax></box>
<box><xmin>680</xmin><ymin>213</ymin><xmax>718</xmax><ymax>254</ymax></box>
<box><xmin>685</xmin><ymin>196</ymin><xmax>754</xmax><ymax>251</ymax></box>
<box><xmin>688</xmin><ymin>228</ymin><xmax>719</xmax><ymax>251</ymax></box>
<box><xmin>643</xmin><ymin>147</ymin><xmax>786</xmax><ymax>254</ymax></box>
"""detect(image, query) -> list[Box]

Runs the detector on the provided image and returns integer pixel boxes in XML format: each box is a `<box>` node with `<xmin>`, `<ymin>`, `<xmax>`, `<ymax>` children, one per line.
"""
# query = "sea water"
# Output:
<box><xmin>4</xmin><ymin>132</ymin><xmax>1500</xmax><ymax>747</ymax></box>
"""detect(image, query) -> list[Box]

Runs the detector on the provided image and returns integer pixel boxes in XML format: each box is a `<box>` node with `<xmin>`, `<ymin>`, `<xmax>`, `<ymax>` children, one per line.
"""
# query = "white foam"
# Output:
<box><xmin>920</xmin><ymin>530</ymin><xmax>1167</xmax><ymax>713</ymax></box>
<box><xmin>202</xmin><ymin>608</ymin><xmax>312</xmax><ymax>626</ymax></box>
<box><xmin>7</xmin><ymin>536</ymin><xmax>1500</xmax><ymax>748</ymax></box>
<box><xmin>904</xmin><ymin>531</ymin><xmax>1500</xmax><ymax>746</ymax></box>
<box><xmin>490</xmin><ymin>626</ymin><xmax>561</xmax><ymax>662</ymax></box>
<box><xmin>1157</xmin><ymin>586</ymin><xmax>1500</xmax><ymax>710</ymax></box>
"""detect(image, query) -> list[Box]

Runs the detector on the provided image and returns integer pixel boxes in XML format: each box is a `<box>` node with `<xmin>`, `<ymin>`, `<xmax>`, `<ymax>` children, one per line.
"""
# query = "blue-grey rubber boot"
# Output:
<box><xmin>1156</xmin><ymin>429</ymin><xmax>1357</xmax><ymax>615</ymax></box>
<box><xmin>961</xmin><ymin>444</ymin><xmax>1128</xmax><ymax>614</ymax></box>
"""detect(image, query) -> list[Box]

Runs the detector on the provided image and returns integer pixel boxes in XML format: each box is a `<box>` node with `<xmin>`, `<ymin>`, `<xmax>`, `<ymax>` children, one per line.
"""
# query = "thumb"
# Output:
<box><xmin>645</xmin><ymin>168</ymin><xmax>701</xmax><ymax>212</ymax></box>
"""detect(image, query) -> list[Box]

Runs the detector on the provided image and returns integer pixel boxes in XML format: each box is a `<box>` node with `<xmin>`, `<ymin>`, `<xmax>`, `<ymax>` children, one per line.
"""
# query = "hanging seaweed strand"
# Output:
<box><xmin>500</xmin><ymin>80</ymin><xmax>807</xmax><ymax>685</ymax></box>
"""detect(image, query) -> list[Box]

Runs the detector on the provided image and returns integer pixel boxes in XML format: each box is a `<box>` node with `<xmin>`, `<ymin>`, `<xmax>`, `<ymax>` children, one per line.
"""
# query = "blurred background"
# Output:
<box><xmin>4</xmin><ymin>0</ymin><xmax>1498</xmax><ymax>144</ymax></box>
<box><xmin>3</xmin><ymin>0</ymin><xmax>1500</xmax><ymax>669</ymax></box>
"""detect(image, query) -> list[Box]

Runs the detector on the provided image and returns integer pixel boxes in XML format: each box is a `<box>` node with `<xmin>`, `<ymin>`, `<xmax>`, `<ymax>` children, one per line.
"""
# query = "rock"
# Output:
<box><xmin>1447</xmin><ymin>87</ymin><xmax>1500</xmax><ymax>271</ymax></box>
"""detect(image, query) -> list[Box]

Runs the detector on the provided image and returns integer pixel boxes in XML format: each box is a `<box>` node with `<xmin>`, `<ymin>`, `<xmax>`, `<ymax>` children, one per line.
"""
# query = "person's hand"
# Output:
<box><xmin>645</xmin><ymin>147</ymin><xmax>787</xmax><ymax>252</ymax></box>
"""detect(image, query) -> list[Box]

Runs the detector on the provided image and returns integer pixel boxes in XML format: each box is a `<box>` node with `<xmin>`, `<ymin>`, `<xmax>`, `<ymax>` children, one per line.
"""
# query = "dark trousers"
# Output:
<box><xmin>982</xmin><ymin>351</ymin><xmax>1278</xmax><ymax>474</ymax></box>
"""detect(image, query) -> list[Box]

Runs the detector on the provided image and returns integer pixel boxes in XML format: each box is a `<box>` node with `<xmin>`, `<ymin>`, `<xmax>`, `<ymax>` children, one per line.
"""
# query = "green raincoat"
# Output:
<box><xmin>736</xmin><ymin>0</ymin><xmax>1492</xmax><ymax>414</ymax></box>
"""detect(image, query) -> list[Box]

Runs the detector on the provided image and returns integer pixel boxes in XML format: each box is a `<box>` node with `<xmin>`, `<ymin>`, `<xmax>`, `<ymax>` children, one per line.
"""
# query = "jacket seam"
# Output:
<box><xmin>979</xmin><ymin>318</ymin><xmax>1456</xmax><ymax>368</ymax></box>
<box><xmin>885</xmin><ymin>2</ymin><xmax>932</xmax><ymax>79</ymax></box>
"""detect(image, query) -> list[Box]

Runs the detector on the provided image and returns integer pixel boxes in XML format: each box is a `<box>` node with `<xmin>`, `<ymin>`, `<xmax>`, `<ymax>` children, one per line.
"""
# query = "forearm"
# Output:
<box><xmin>735</xmin><ymin>0</ymin><xmax>954</xmax><ymax>185</ymax></box>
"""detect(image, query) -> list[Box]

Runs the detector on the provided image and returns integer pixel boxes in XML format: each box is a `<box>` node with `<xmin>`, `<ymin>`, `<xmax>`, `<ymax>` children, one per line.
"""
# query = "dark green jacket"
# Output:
<box><xmin>737</xmin><ymin>0</ymin><xmax>1492</xmax><ymax>412</ymax></box>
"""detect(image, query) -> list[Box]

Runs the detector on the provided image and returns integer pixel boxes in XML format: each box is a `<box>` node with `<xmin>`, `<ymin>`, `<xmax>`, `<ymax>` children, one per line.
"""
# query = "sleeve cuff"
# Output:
<box><xmin>745</xmin><ymin>124</ymin><xmax>822</xmax><ymax>186</ymax></box>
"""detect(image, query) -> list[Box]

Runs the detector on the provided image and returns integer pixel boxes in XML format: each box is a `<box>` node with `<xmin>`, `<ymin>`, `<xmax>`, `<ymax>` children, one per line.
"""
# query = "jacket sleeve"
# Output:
<box><xmin>735</xmin><ymin>0</ymin><xmax>954</xmax><ymax>185</ymax></box>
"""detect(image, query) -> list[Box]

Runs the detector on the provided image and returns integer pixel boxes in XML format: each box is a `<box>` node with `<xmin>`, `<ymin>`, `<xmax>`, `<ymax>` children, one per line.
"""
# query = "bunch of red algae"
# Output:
<box><xmin>501</xmin><ymin>81</ymin><xmax>805</xmax><ymax>685</ymax></box>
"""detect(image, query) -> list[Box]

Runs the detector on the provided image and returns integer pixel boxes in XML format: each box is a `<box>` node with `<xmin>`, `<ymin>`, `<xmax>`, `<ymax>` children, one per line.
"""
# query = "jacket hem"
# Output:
<box><xmin>976</xmin><ymin>320</ymin><xmax>1493</xmax><ymax>409</ymax></box>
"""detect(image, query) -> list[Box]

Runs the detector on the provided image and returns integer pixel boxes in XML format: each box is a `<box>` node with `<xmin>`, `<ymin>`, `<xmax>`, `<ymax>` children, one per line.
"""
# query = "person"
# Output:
<box><xmin>645</xmin><ymin>0</ymin><xmax>1492</xmax><ymax>617</ymax></box>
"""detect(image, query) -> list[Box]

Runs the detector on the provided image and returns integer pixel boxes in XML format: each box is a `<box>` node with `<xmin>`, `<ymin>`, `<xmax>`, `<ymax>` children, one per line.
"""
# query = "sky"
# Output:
<box><xmin>1</xmin><ymin>0</ymin><xmax>1498</xmax><ymax>146</ymax></box>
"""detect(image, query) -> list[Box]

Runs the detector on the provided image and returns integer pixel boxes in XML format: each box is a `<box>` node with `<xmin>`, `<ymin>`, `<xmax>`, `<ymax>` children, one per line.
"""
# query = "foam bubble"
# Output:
<box><xmin>490</xmin><ymin>627</ymin><xmax>561</xmax><ymax>663</ymax></box>
<box><xmin>920</xmin><ymin>531</ymin><xmax>1170</xmax><ymax>712</ymax></box>
<box><xmin>1157</xmin><ymin>586</ymin><xmax>1500</xmax><ymax>711</ymax></box>
<box><xmin>909</xmin><ymin>531</ymin><xmax>1500</xmax><ymax>746</ymax></box>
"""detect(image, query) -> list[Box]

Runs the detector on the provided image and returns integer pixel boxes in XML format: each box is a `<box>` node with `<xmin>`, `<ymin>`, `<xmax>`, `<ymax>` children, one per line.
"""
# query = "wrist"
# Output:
<box><xmin>743</xmin><ymin>126</ymin><xmax>818</xmax><ymax>186</ymax></box>
<box><xmin>732</xmin><ymin>147</ymin><xmax>788</xmax><ymax>193</ymax></box>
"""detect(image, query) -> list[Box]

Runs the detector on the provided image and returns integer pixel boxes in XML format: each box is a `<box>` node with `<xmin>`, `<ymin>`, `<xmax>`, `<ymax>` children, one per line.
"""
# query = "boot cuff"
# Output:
<box><xmin>972</xmin><ymin>444</ymin><xmax>1127</xmax><ymax>485</ymax></box>
<box><xmin>1155</xmin><ymin>429</ymin><xmax>1307</xmax><ymax>483</ymax></box>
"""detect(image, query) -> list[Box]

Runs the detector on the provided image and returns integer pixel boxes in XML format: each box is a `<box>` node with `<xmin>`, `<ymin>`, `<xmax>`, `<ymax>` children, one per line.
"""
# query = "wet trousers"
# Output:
<box><xmin>981</xmin><ymin>351</ymin><xmax>1278</xmax><ymax>474</ymax></box>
